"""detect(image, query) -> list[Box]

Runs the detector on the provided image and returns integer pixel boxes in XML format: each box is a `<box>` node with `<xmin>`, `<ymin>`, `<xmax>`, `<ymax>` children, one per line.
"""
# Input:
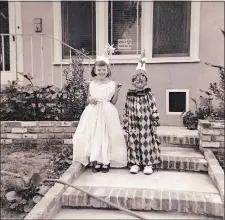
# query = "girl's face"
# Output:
<box><xmin>95</xmin><ymin>65</ymin><xmax>108</xmax><ymax>79</ymax></box>
<box><xmin>133</xmin><ymin>74</ymin><xmax>147</xmax><ymax>90</ymax></box>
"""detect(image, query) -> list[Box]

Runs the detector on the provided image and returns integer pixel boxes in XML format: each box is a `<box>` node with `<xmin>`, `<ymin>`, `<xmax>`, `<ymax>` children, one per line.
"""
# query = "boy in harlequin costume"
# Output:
<box><xmin>123</xmin><ymin>51</ymin><xmax>161</xmax><ymax>175</ymax></box>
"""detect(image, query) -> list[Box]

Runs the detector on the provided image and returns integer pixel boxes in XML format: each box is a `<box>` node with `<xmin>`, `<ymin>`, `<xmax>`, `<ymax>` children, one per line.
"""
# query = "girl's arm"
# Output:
<box><xmin>122</xmin><ymin>94</ymin><xmax>129</xmax><ymax>132</ymax></box>
<box><xmin>111</xmin><ymin>82</ymin><xmax>122</xmax><ymax>105</ymax></box>
<box><xmin>85</xmin><ymin>81</ymin><xmax>98</xmax><ymax>106</ymax></box>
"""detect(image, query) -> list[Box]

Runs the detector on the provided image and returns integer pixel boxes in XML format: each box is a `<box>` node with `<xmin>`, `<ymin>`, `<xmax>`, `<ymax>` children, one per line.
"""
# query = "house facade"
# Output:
<box><xmin>0</xmin><ymin>1</ymin><xmax>224</xmax><ymax>126</ymax></box>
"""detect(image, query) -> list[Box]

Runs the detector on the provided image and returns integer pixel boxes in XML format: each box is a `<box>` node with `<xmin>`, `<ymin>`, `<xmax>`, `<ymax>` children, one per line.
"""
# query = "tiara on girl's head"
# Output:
<box><xmin>95</xmin><ymin>44</ymin><xmax>115</xmax><ymax>65</ymax></box>
<box><xmin>96</xmin><ymin>55</ymin><xmax>110</xmax><ymax>64</ymax></box>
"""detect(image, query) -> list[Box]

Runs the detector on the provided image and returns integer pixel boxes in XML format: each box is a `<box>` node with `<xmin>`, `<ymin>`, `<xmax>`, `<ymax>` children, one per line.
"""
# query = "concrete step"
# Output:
<box><xmin>125</xmin><ymin>126</ymin><xmax>199</xmax><ymax>148</ymax></box>
<box><xmin>158</xmin><ymin>147</ymin><xmax>207</xmax><ymax>172</ymax></box>
<box><xmin>62</xmin><ymin>169</ymin><xmax>223</xmax><ymax>217</ymax></box>
<box><xmin>54</xmin><ymin>208</ymin><xmax>223</xmax><ymax>219</ymax></box>
<box><xmin>89</xmin><ymin>147</ymin><xmax>208</xmax><ymax>172</ymax></box>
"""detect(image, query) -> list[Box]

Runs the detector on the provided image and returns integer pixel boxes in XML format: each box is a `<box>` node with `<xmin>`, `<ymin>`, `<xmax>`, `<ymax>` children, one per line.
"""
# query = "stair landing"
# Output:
<box><xmin>157</xmin><ymin>126</ymin><xmax>198</xmax><ymax>137</ymax></box>
<box><xmin>135</xmin><ymin>126</ymin><xmax>199</xmax><ymax>147</ymax></box>
<box><xmin>67</xmin><ymin>168</ymin><xmax>217</xmax><ymax>193</ymax></box>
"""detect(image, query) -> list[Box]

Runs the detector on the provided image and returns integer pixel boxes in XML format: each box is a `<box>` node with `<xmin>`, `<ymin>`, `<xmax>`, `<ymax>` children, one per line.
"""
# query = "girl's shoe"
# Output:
<box><xmin>102</xmin><ymin>164</ymin><xmax>110</xmax><ymax>173</ymax></box>
<box><xmin>130</xmin><ymin>165</ymin><xmax>140</xmax><ymax>174</ymax></box>
<box><xmin>92</xmin><ymin>164</ymin><xmax>102</xmax><ymax>173</ymax></box>
<box><xmin>144</xmin><ymin>166</ymin><xmax>153</xmax><ymax>175</ymax></box>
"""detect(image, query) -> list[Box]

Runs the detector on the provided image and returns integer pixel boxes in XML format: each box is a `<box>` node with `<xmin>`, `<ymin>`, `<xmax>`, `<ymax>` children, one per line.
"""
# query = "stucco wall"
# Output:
<box><xmin>20</xmin><ymin>2</ymin><xmax>224</xmax><ymax>126</ymax></box>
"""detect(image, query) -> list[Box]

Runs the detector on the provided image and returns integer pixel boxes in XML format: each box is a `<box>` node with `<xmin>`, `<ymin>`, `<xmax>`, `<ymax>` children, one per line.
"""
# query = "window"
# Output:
<box><xmin>108</xmin><ymin>1</ymin><xmax>141</xmax><ymax>55</ymax></box>
<box><xmin>166</xmin><ymin>89</ymin><xmax>189</xmax><ymax>115</ymax></box>
<box><xmin>61</xmin><ymin>1</ymin><xmax>96</xmax><ymax>58</ymax></box>
<box><xmin>153</xmin><ymin>1</ymin><xmax>191</xmax><ymax>57</ymax></box>
<box><xmin>54</xmin><ymin>1</ymin><xmax>200</xmax><ymax>63</ymax></box>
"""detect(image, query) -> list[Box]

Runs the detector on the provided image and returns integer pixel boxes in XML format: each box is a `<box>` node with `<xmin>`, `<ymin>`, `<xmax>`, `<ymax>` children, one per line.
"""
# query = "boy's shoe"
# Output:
<box><xmin>130</xmin><ymin>165</ymin><xmax>140</xmax><ymax>174</ymax></box>
<box><xmin>144</xmin><ymin>166</ymin><xmax>153</xmax><ymax>175</ymax></box>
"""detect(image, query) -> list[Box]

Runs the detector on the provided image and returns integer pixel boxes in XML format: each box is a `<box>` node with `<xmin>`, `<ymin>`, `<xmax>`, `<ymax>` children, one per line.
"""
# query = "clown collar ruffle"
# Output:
<box><xmin>127</xmin><ymin>87</ymin><xmax>151</xmax><ymax>96</ymax></box>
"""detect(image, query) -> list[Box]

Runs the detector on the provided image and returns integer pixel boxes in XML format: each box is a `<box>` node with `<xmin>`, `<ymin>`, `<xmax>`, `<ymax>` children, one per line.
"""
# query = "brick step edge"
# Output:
<box><xmin>124</xmin><ymin>134</ymin><xmax>199</xmax><ymax>146</ymax></box>
<box><xmin>88</xmin><ymin>156</ymin><xmax>208</xmax><ymax>172</ymax></box>
<box><xmin>62</xmin><ymin>187</ymin><xmax>223</xmax><ymax>217</ymax></box>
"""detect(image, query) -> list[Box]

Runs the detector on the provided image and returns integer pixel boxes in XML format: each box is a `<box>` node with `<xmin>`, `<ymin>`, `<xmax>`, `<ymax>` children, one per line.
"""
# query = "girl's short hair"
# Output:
<box><xmin>91</xmin><ymin>60</ymin><xmax>112</xmax><ymax>77</ymax></box>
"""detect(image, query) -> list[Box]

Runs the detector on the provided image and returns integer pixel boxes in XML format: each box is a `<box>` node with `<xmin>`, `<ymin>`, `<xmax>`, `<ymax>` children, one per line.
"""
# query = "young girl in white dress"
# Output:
<box><xmin>73</xmin><ymin>56</ymin><xmax>127</xmax><ymax>173</ymax></box>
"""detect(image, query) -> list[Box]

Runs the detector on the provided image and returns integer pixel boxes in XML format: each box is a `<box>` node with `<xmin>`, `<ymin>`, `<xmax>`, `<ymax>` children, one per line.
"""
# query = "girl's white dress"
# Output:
<box><xmin>73</xmin><ymin>80</ymin><xmax>127</xmax><ymax>167</ymax></box>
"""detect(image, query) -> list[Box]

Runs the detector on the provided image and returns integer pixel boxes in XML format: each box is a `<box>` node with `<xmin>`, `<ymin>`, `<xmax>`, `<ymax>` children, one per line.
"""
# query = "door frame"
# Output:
<box><xmin>1</xmin><ymin>1</ymin><xmax>23</xmax><ymax>84</ymax></box>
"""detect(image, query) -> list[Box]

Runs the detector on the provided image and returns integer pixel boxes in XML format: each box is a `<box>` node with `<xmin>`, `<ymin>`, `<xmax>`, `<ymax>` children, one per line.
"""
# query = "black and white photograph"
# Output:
<box><xmin>0</xmin><ymin>0</ymin><xmax>224</xmax><ymax>219</ymax></box>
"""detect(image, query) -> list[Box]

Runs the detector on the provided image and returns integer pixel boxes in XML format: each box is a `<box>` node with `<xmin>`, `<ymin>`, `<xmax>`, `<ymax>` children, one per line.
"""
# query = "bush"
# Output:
<box><xmin>204</xmin><ymin>29</ymin><xmax>225</xmax><ymax>120</ymax></box>
<box><xmin>181</xmin><ymin>96</ymin><xmax>212</xmax><ymax>130</ymax></box>
<box><xmin>0</xmin><ymin>55</ymin><xmax>88</xmax><ymax>121</ymax></box>
<box><xmin>181</xmin><ymin>29</ymin><xmax>225</xmax><ymax>129</ymax></box>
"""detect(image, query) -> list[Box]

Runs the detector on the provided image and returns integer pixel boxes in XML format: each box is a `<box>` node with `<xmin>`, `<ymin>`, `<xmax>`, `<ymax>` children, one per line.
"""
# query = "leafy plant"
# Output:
<box><xmin>47</xmin><ymin>147</ymin><xmax>72</xmax><ymax>180</ymax></box>
<box><xmin>60</xmin><ymin>57</ymin><xmax>89</xmax><ymax>120</ymax></box>
<box><xmin>0</xmin><ymin>54</ymin><xmax>88</xmax><ymax>121</ymax></box>
<box><xmin>181</xmin><ymin>29</ymin><xmax>225</xmax><ymax>129</ymax></box>
<box><xmin>3</xmin><ymin>172</ymin><xmax>43</xmax><ymax>213</ymax></box>
<box><xmin>0</xmin><ymin>76</ymin><xmax>59</xmax><ymax>121</ymax></box>
<box><xmin>181</xmin><ymin>93</ymin><xmax>212</xmax><ymax>130</ymax></box>
<box><xmin>204</xmin><ymin>29</ymin><xmax>225</xmax><ymax>120</ymax></box>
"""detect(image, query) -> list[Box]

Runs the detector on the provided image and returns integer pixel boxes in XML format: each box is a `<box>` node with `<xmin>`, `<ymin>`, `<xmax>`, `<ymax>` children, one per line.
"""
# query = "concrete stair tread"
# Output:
<box><xmin>65</xmin><ymin>169</ymin><xmax>218</xmax><ymax>193</ymax></box>
<box><xmin>161</xmin><ymin>147</ymin><xmax>204</xmax><ymax>158</ymax></box>
<box><xmin>157</xmin><ymin>126</ymin><xmax>198</xmax><ymax>137</ymax></box>
<box><xmin>54</xmin><ymin>208</ymin><xmax>222</xmax><ymax>219</ymax></box>
<box><xmin>62</xmin><ymin>169</ymin><xmax>223</xmax><ymax>217</ymax></box>
<box><xmin>89</xmin><ymin>148</ymin><xmax>207</xmax><ymax>172</ymax></box>
<box><xmin>124</xmin><ymin>127</ymin><xmax>199</xmax><ymax>147</ymax></box>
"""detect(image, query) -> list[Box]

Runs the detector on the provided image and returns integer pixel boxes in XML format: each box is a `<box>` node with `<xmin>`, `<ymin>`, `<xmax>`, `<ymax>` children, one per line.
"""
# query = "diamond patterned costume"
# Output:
<box><xmin>123</xmin><ymin>87</ymin><xmax>161</xmax><ymax>168</ymax></box>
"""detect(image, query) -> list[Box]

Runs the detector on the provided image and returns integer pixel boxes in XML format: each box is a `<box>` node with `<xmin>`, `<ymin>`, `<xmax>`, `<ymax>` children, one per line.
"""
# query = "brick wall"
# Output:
<box><xmin>1</xmin><ymin>121</ymin><xmax>200</xmax><ymax>148</ymax></box>
<box><xmin>0</xmin><ymin>121</ymin><xmax>78</xmax><ymax>147</ymax></box>
<box><xmin>198</xmin><ymin>120</ymin><xmax>224</xmax><ymax>151</ymax></box>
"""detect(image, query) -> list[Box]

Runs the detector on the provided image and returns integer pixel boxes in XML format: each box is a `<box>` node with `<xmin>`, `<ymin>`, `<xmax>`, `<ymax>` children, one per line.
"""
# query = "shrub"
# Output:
<box><xmin>181</xmin><ymin>29</ymin><xmax>225</xmax><ymax>129</ymax></box>
<box><xmin>0</xmin><ymin>55</ymin><xmax>88</xmax><ymax>121</ymax></box>
<box><xmin>181</xmin><ymin>96</ymin><xmax>212</xmax><ymax>130</ymax></box>
<box><xmin>204</xmin><ymin>29</ymin><xmax>225</xmax><ymax>120</ymax></box>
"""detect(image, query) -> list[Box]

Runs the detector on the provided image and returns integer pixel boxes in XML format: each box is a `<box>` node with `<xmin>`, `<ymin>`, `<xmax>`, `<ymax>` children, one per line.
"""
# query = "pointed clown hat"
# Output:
<box><xmin>132</xmin><ymin>50</ymin><xmax>148</xmax><ymax>81</ymax></box>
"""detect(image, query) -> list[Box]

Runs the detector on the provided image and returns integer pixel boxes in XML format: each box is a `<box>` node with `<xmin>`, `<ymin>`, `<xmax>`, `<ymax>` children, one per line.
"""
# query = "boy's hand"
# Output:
<box><xmin>88</xmin><ymin>97</ymin><xmax>98</xmax><ymax>105</ymax></box>
<box><xmin>152</xmin><ymin>126</ymin><xmax>157</xmax><ymax>133</ymax></box>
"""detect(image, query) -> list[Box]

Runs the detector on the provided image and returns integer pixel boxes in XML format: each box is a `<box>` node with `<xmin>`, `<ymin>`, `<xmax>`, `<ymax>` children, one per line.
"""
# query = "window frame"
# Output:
<box><xmin>53</xmin><ymin>1</ymin><xmax>200</xmax><ymax>65</ymax></box>
<box><xmin>166</xmin><ymin>89</ymin><xmax>190</xmax><ymax>115</ymax></box>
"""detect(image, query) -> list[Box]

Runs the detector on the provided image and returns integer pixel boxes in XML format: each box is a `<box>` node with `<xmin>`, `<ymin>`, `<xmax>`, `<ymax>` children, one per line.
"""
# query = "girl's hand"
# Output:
<box><xmin>115</xmin><ymin>82</ymin><xmax>122</xmax><ymax>92</ymax></box>
<box><xmin>88</xmin><ymin>97</ymin><xmax>98</xmax><ymax>105</ymax></box>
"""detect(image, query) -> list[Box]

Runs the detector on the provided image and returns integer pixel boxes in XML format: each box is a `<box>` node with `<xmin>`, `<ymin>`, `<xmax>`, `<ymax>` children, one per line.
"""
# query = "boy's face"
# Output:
<box><xmin>133</xmin><ymin>74</ymin><xmax>147</xmax><ymax>90</ymax></box>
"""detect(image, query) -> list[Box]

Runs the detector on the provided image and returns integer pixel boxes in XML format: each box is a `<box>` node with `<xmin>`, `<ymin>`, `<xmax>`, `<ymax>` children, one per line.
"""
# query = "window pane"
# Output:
<box><xmin>153</xmin><ymin>1</ymin><xmax>191</xmax><ymax>57</ymax></box>
<box><xmin>61</xmin><ymin>1</ymin><xmax>96</xmax><ymax>58</ymax></box>
<box><xmin>108</xmin><ymin>1</ymin><xmax>141</xmax><ymax>55</ymax></box>
<box><xmin>0</xmin><ymin>1</ymin><xmax>10</xmax><ymax>71</ymax></box>
<box><xmin>169</xmin><ymin>92</ymin><xmax>186</xmax><ymax>112</ymax></box>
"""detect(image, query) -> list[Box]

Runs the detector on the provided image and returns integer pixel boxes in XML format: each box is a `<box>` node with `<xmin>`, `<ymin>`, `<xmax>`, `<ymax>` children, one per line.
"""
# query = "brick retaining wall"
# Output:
<box><xmin>198</xmin><ymin>120</ymin><xmax>224</xmax><ymax>151</ymax></box>
<box><xmin>1</xmin><ymin>121</ymin><xmax>199</xmax><ymax>148</ymax></box>
<box><xmin>0</xmin><ymin>121</ymin><xmax>78</xmax><ymax>147</ymax></box>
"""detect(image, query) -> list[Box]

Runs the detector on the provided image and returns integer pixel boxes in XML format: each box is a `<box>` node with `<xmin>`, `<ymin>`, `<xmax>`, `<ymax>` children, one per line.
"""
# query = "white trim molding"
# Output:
<box><xmin>53</xmin><ymin>1</ymin><xmax>201</xmax><ymax>64</ymax></box>
<box><xmin>0</xmin><ymin>1</ymin><xmax>23</xmax><ymax>84</ymax></box>
<box><xmin>166</xmin><ymin>89</ymin><xmax>190</xmax><ymax>115</ymax></box>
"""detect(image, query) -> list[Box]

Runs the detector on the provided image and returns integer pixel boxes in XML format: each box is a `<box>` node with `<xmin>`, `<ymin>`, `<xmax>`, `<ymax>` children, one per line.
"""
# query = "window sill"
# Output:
<box><xmin>53</xmin><ymin>57</ymin><xmax>200</xmax><ymax>65</ymax></box>
<box><xmin>166</xmin><ymin>112</ymin><xmax>185</xmax><ymax>116</ymax></box>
